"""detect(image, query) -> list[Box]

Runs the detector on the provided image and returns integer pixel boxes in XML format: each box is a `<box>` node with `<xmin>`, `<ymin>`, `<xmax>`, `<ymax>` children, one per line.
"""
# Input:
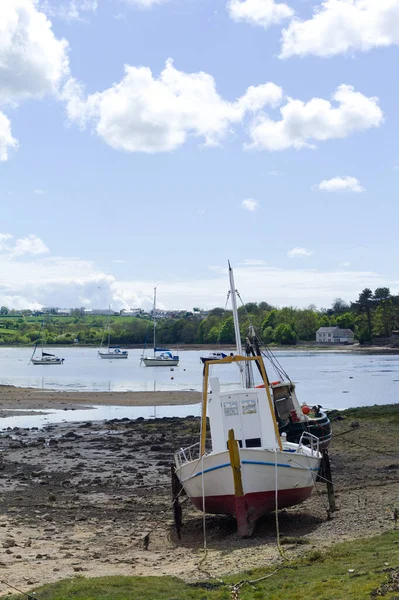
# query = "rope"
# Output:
<box><xmin>274</xmin><ymin>450</ymin><xmax>288</xmax><ymax>561</ymax></box>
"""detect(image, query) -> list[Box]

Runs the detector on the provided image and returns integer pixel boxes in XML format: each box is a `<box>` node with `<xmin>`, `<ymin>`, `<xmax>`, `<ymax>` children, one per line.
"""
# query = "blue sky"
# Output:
<box><xmin>0</xmin><ymin>0</ymin><xmax>398</xmax><ymax>310</ymax></box>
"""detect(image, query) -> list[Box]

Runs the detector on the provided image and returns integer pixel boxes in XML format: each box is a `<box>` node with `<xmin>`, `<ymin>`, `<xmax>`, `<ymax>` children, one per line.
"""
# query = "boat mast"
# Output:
<box><xmin>153</xmin><ymin>287</ymin><xmax>157</xmax><ymax>357</ymax></box>
<box><xmin>107</xmin><ymin>305</ymin><xmax>111</xmax><ymax>349</ymax></box>
<box><xmin>228</xmin><ymin>262</ymin><xmax>245</xmax><ymax>387</ymax></box>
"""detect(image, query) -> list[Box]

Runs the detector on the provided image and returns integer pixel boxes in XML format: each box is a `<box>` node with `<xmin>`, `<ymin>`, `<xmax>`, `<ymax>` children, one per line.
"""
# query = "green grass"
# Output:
<box><xmin>336</xmin><ymin>403</ymin><xmax>399</xmax><ymax>423</ymax></box>
<box><xmin>5</xmin><ymin>531</ymin><xmax>399</xmax><ymax>600</ymax></box>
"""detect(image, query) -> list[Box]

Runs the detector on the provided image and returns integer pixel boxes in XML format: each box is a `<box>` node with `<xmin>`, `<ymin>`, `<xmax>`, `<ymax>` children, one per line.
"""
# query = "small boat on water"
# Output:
<box><xmin>98</xmin><ymin>307</ymin><xmax>128</xmax><ymax>359</ymax></box>
<box><xmin>140</xmin><ymin>288</ymin><xmax>179</xmax><ymax>367</ymax></box>
<box><xmin>30</xmin><ymin>323</ymin><xmax>65</xmax><ymax>365</ymax></box>
<box><xmin>174</xmin><ymin>264</ymin><xmax>322</xmax><ymax>537</ymax></box>
<box><xmin>98</xmin><ymin>346</ymin><xmax>128</xmax><ymax>360</ymax></box>
<box><xmin>31</xmin><ymin>351</ymin><xmax>65</xmax><ymax>365</ymax></box>
<box><xmin>200</xmin><ymin>351</ymin><xmax>227</xmax><ymax>364</ymax></box>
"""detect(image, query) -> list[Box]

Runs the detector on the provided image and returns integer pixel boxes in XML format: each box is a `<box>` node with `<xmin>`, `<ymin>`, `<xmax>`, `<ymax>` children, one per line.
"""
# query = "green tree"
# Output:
<box><xmin>274</xmin><ymin>323</ymin><xmax>297</xmax><ymax>345</ymax></box>
<box><xmin>262</xmin><ymin>309</ymin><xmax>278</xmax><ymax>332</ymax></box>
<box><xmin>356</xmin><ymin>288</ymin><xmax>374</xmax><ymax>340</ymax></box>
<box><xmin>336</xmin><ymin>312</ymin><xmax>355</xmax><ymax>330</ymax></box>
<box><xmin>219</xmin><ymin>316</ymin><xmax>235</xmax><ymax>344</ymax></box>
<box><xmin>0</xmin><ymin>306</ymin><xmax>9</xmax><ymax>315</ymax></box>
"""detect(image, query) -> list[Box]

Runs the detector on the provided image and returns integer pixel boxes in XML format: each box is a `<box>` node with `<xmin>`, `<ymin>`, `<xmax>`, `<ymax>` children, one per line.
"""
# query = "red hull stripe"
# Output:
<box><xmin>191</xmin><ymin>486</ymin><xmax>314</xmax><ymax>517</ymax></box>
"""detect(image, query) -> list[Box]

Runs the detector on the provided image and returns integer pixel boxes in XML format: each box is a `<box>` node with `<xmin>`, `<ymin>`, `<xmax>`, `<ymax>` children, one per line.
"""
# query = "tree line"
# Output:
<box><xmin>0</xmin><ymin>287</ymin><xmax>398</xmax><ymax>346</ymax></box>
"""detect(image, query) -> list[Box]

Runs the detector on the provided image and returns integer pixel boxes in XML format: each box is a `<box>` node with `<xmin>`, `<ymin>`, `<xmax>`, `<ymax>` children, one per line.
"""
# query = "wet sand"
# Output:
<box><xmin>0</xmin><ymin>411</ymin><xmax>398</xmax><ymax>597</ymax></box>
<box><xmin>0</xmin><ymin>386</ymin><xmax>201</xmax><ymax>416</ymax></box>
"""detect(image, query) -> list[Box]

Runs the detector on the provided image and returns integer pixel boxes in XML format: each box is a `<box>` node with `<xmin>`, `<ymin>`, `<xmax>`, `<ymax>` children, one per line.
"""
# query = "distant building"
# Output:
<box><xmin>316</xmin><ymin>326</ymin><xmax>354</xmax><ymax>344</ymax></box>
<box><xmin>84</xmin><ymin>309</ymin><xmax>118</xmax><ymax>316</ymax></box>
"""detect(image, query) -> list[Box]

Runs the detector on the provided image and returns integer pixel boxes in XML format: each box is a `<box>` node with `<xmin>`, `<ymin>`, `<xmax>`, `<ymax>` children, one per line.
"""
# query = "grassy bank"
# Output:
<box><xmin>5</xmin><ymin>531</ymin><xmax>399</xmax><ymax>599</ymax></box>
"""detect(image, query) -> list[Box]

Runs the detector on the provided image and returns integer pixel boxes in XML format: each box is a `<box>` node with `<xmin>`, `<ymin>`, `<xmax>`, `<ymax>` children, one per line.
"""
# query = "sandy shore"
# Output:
<box><xmin>0</xmin><ymin>386</ymin><xmax>201</xmax><ymax>415</ymax></box>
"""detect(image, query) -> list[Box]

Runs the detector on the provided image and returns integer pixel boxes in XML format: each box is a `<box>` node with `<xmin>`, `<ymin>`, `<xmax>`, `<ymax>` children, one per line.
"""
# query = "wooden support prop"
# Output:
<box><xmin>322</xmin><ymin>449</ymin><xmax>336</xmax><ymax>516</ymax></box>
<box><xmin>228</xmin><ymin>429</ymin><xmax>251</xmax><ymax>537</ymax></box>
<box><xmin>171</xmin><ymin>463</ymin><xmax>183</xmax><ymax>539</ymax></box>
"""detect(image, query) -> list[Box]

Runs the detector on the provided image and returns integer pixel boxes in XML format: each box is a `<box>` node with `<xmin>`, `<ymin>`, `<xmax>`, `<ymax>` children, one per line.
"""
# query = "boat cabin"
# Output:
<box><xmin>207</xmin><ymin>377</ymin><xmax>280</xmax><ymax>453</ymax></box>
<box><xmin>271</xmin><ymin>381</ymin><xmax>304</xmax><ymax>424</ymax></box>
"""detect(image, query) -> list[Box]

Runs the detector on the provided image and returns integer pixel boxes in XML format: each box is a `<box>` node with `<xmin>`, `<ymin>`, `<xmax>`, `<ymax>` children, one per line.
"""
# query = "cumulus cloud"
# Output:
<box><xmin>115</xmin><ymin>264</ymin><xmax>399</xmax><ymax>310</ymax></box>
<box><xmin>63</xmin><ymin>59</ymin><xmax>283</xmax><ymax>152</ymax></box>
<box><xmin>0</xmin><ymin>0</ymin><xmax>70</xmax><ymax>159</ymax></box>
<box><xmin>280</xmin><ymin>0</ymin><xmax>399</xmax><ymax>59</ymax></box>
<box><xmin>227</xmin><ymin>0</ymin><xmax>294</xmax><ymax>29</ymax></box>
<box><xmin>0</xmin><ymin>0</ymin><xmax>69</xmax><ymax>103</ymax></box>
<box><xmin>313</xmin><ymin>176</ymin><xmax>365</xmax><ymax>192</ymax></box>
<box><xmin>288</xmin><ymin>247</ymin><xmax>313</xmax><ymax>258</ymax></box>
<box><xmin>242</xmin><ymin>198</ymin><xmax>259</xmax><ymax>211</ymax></box>
<box><xmin>0</xmin><ymin>233</ymin><xmax>49</xmax><ymax>257</ymax></box>
<box><xmin>11</xmin><ymin>234</ymin><xmax>50</xmax><ymax>257</ymax></box>
<box><xmin>247</xmin><ymin>84</ymin><xmax>383</xmax><ymax>151</ymax></box>
<box><xmin>0</xmin><ymin>111</ymin><xmax>18</xmax><ymax>161</ymax></box>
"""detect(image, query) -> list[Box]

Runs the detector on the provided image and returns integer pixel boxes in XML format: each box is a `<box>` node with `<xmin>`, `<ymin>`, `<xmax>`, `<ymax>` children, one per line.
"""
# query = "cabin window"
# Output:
<box><xmin>223</xmin><ymin>400</ymin><xmax>239</xmax><ymax>417</ymax></box>
<box><xmin>241</xmin><ymin>399</ymin><xmax>257</xmax><ymax>414</ymax></box>
<box><xmin>245</xmin><ymin>437</ymin><xmax>261</xmax><ymax>448</ymax></box>
<box><xmin>226</xmin><ymin>439</ymin><xmax>242</xmax><ymax>449</ymax></box>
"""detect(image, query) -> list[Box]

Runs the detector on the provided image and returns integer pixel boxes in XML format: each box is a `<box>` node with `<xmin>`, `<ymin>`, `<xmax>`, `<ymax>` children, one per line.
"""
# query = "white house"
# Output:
<box><xmin>316</xmin><ymin>326</ymin><xmax>354</xmax><ymax>344</ymax></box>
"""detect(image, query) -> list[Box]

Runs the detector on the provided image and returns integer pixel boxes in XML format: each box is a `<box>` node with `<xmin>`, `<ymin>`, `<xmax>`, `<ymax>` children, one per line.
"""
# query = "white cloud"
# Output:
<box><xmin>0</xmin><ymin>236</ymin><xmax>397</xmax><ymax>310</ymax></box>
<box><xmin>33</xmin><ymin>188</ymin><xmax>48</xmax><ymax>195</ymax></box>
<box><xmin>0</xmin><ymin>111</ymin><xmax>18</xmax><ymax>161</ymax></box>
<box><xmin>227</xmin><ymin>0</ymin><xmax>294</xmax><ymax>29</ymax></box>
<box><xmin>10</xmin><ymin>234</ymin><xmax>50</xmax><ymax>257</ymax></box>
<box><xmin>280</xmin><ymin>0</ymin><xmax>399</xmax><ymax>59</ymax></box>
<box><xmin>247</xmin><ymin>84</ymin><xmax>383</xmax><ymax>151</ymax></box>
<box><xmin>288</xmin><ymin>247</ymin><xmax>313</xmax><ymax>258</ymax></box>
<box><xmin>63</xmin><ymin>59</ymin><xmax>283</xmax><ymax>152</ymax></box>
<box><xmin>313</xmin><ymin>176</ymin><xmax>365</xmax><ymax>193</ymax></box>
<box><xmin>0</xmin><ymin>0</ymin><xmax>69</xmax><ymax>104</ymax></box>
<box><xmin>242</xmin><ymin>198</ymin><xmax>259</xmax><ymax>211</ymax></box>
<box><xmin>114</xmin><ymin>265</ymin><xmax>399</xmax><ymax>310</ymax></box>
<box><xmin>0</xmin><ymin>0</ymin><xmax>69</xmax><ymax>160</ymax></box>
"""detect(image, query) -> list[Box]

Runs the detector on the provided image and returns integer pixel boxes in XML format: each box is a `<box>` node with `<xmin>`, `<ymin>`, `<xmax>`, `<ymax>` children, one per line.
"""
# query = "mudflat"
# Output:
<box><xmin>0</xmin><ymin>386</ymin><xmax>201</xmax><ymax>417</ymax></box>
<box><xmin>0</xmin><ymin>408</ymin><xmax>398</xmax><ymax>597</ymax></box>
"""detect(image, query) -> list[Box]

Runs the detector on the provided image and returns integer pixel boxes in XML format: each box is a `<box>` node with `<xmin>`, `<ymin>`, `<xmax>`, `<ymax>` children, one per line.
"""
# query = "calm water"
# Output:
<box><xmin>0</xmin><ymin>347</ymin><xmax>398</xmax><ymax>412</ymax></box>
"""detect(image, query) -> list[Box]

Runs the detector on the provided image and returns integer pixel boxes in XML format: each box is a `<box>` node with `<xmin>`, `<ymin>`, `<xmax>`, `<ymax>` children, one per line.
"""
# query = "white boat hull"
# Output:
<box><xmin>141</xmin><ymin>357</ymin><xmax>179</xmax><ymax>367</ymax></box>
<box><xmin>176</xmin><ymin>446</ymin><xmax>320</xmax><ymax>535</ymax></box>
<box><xmin>31</xmin><ymin>359</ymin><xmax>64</xmax><ymax>365</ymax></box>
<box><xmin>98</xmin><ymin>352</ymin><xmax>128</xmax><ymax>359</ymax></box>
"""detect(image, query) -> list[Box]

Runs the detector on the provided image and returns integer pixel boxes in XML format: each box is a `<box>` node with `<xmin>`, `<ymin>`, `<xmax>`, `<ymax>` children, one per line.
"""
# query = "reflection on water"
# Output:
<box><xmin>0</xmin><ymin>403</ymin><xmax>202</xmax><ymax>430</ymax></box>
<box><xmin>0</xmin><ymin>347</ymin><xmax>399</xmax><ymax>412</ymax></box>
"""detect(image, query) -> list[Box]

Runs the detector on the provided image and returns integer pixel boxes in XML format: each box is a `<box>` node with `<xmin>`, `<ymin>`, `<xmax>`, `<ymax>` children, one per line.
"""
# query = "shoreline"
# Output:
<box><xmin>0</xmin><ymin>386</ymin><xmax>201</xmax><ymax>412</ymax></box>
<box><xmin>1</xmin><ymin>343</ymin><xmax>399</xmax><ymax>354</ymax></box>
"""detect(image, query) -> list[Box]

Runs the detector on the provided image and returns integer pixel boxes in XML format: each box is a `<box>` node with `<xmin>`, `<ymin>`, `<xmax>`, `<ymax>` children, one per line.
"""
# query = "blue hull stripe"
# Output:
<box><xmin>188</xmin><ymin>459</ymin><xmax>318</xmax><ymax>481</ymax></box>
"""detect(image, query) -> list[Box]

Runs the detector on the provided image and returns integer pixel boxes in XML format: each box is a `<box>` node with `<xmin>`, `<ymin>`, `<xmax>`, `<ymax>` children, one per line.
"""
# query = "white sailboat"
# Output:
<box><xmin>31</xmin><ymin>322</ymin><xmax>65</xmax><ymax>365</ymax></box>
<box><xmin>140</xmin><ymin>288</ymin><xmax>179</xmax><ymax>367</ymax></box>
<box><xmin>98</xmin><ymin>307</ymin><xmax>128</xmax><ymax>359</ymax></box>
<box><xmin>174</xmin><ymin>263</ymin><xmax>321</xmax><ymax>537</ymax></box>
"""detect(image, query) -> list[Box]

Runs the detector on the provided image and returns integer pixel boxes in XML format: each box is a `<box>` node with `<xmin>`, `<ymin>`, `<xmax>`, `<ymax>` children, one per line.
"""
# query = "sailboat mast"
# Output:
<box><xmin>107</xmin><ymin>305</ymin><xmax>111</xmax><ymax>349</ymax></box>
<box><xmin>153</xmin><ymin>287</ymin><xmax>157</xmax><ymax>357</ymax></box>
<box><xmin>228</xmin><ymin>262</ymin><xmax>245</xmax><ymax>386</ymax></box>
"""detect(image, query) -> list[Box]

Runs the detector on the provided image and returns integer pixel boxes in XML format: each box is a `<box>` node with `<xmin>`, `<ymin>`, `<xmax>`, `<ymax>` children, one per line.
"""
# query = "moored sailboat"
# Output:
<box><xmin>140</xmin><ymin>288</ymin><xmax>179</xmax><ymax>367</ymax></box>
<box><xmin>174</xmin><ymin>264</ymin><xmax>322</xmax><ymax>537</ymax></box>
<box><xmin>31</xmin><ymin>322</ymin><xmax>65</xmax><ymax>365</ymax></box>
<box><xmin>98</xmin><ymin>307</ymin><xmax>128</xmax><ymax>359</ymax></box>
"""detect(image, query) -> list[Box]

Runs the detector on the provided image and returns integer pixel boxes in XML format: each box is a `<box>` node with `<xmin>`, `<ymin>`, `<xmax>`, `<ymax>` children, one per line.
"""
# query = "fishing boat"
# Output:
<box><xmin>245</xmin><ymin>331</ymin><xmax>332</xmax><ymax>450</ymax></box>
<box><xmin>174</xmin><ymin>264</ymin><xmax>322</xmax><ymax>537</ymax></box>
<box><xmin>200</xmin><ymin>351</ymin><xmax>227</xmax><ymax>364</ymax></box>
<box><xmin>98</xmin><ymin>307</ymin><xmax>128</xmax><ymax>359</ymax></box>
<box><xmin>30</xmin><ymin>324</ymin><xmax>65</xmax><ymax>365</ymax></box>
<box><xmin>140</xmin><ymin>288</ymin><xmax>179</xmax><ymax>367</ymax></box>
